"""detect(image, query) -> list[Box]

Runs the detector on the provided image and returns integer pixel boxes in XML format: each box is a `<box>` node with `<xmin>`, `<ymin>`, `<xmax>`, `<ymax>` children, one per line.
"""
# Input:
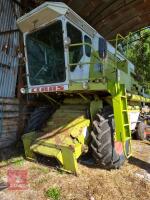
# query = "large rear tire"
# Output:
<box><xmin>91</xmin><ymin>106</ymin><xmax>126</xmax><ymax>169</ymax></box>
<box><xmin>25</xmin><ymin>105</ymin><xmax>55</xmax><ymax>133</ymax></box>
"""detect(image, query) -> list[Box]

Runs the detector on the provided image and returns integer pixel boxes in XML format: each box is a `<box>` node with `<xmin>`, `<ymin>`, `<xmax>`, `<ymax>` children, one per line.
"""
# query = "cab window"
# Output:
<box><xmin>67</xmin><ymin>23</ymin><xmax>83</xmax><ymax>71</ymax></box>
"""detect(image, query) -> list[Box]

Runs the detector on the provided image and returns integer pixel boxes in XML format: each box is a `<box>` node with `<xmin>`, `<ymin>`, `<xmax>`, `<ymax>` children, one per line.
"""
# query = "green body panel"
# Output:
<box><xmin>127</xmin><ymin>93</ymin><xmax>150</xmax><ymax>103</ymax></box>
<box><xmin>117</xmin><ymin>60</ymin><xmax>128</xmax><ymax>74</ymax></box>
<box><xmin>89</xmin><ymin>51</ymin><xmax>103</xmax><ymax>79</ymax></box>
<box><xmin>90</xmin><ymin>99</ymin><xmax>103</xmax><ymax>121</ymax></box>
<box><xmin>22</xmin><ymin>132</ymin><xmax>37</xmax><ymax>160</ymax></box>
<box><xmin>118</xmin><ymin>70</ymin><xmax>131</xmax><ymax>91</ymax></box>
<box><xmin>68</xmin><ymin>82</ymin><xmax>107</xmax><ymax>91</ymax></box>
<box><xmin>103</xmin><ymin>54</ymin><xmax>116</xmax><ymax>83</ymax></box>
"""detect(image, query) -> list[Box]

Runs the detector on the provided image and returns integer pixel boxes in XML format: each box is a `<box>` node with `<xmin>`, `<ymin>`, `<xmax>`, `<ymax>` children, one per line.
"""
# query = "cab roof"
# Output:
<box><xmin>17</xmin><ymin>2</ymin><xmax>96</xmax><ymax>37</ymax></box>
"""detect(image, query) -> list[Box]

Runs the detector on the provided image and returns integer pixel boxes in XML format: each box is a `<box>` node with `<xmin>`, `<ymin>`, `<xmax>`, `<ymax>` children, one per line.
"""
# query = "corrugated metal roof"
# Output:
<box><xmin>0</xmin><ymin>0</ymin><xmax>21</xmax><ymax>98</ymax></box>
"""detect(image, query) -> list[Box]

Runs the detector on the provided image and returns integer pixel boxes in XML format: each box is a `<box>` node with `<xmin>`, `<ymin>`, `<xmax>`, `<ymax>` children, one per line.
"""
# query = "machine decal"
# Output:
<box><xmin>30</xmin><ymin>85</ymin><xmax>68</xmax><ymax>93</ymax></box>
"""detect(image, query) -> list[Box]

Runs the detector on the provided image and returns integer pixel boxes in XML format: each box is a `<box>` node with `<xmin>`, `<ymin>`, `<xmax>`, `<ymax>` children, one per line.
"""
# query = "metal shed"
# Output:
<box><xmin>0</xmin><ymin>0</ymin><xmax>21</xmax><ymax>148</ymax></box>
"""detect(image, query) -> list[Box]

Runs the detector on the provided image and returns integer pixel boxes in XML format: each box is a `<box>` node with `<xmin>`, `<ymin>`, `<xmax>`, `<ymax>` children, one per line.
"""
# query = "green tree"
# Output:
<box><xmin>118</xmin><ymin>28</ymin><xmax>150</xmax><ymax>83</ymax></box>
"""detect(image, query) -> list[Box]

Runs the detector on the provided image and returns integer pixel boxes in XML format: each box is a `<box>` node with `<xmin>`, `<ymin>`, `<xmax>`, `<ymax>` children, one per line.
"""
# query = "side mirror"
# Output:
<box><xmin>64</xmin><ymin>37</ymin><xmax>71</xmax><ymax>47</ymax></box>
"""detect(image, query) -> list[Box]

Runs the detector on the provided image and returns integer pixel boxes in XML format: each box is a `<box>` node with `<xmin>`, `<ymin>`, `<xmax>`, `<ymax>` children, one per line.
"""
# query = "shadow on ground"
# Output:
<box><xmin>129</xmin><ymin>156</ymin><xmax>150</xmax><ymax>173</ymax></box>
<box><xmin>0</xmin><ymin>141</ymin><xmax>24</xmax><ymax>168</ymax></box>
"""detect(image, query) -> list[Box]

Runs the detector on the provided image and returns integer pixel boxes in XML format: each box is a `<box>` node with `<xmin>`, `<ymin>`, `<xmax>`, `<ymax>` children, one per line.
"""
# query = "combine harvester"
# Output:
<box><xmin>17</xmin><ymin>2</ymin><xmax>150</xmax><ymax>173</ymax></box>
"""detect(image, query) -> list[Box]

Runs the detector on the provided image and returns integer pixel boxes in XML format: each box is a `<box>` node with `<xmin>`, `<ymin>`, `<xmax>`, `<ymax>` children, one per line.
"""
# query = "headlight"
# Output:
<box><xmin>20</xmin><ymin>88</ymin><xmax>26</xmax><ymax>94</ymax></box>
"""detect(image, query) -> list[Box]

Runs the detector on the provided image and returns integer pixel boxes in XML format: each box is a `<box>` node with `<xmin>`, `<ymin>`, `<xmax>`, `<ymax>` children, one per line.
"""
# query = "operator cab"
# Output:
<box><xmin>17</xmin><ymin>2</ymin><xmax>101</xmax><ymax>93</ymax></box>
<box><xmin>17</xmin><ymin>2</ymin><xmax>134</xmax><ymax>93</ymax></box>
<box><xmin>25</xmin><ymin>20</ymin><xmax>93</xmax><ymax>86</ymax></box>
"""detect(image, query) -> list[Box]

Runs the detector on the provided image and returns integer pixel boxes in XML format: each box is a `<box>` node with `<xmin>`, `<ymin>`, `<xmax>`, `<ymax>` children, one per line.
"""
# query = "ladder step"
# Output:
<box><xmin>123</xmin><ymin>137</ymin><xmax>131</xmax><ymax>142</ymax></box>
<box><xmin>124</xmin><ymin>124</ymin><xmax>129</xmax><ymax>126</ymax></box>
<box><xmin>126</xmin><ymin>137</ymin><xmax>131</xmax><ymax>140</ymax></box>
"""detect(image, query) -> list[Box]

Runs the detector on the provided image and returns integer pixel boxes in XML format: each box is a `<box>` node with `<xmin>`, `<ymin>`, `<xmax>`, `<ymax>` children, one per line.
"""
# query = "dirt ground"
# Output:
<box><xmin>0</xmin><ymin>140</ymin><xmax>150</xmax><ymax>200</ymax></box>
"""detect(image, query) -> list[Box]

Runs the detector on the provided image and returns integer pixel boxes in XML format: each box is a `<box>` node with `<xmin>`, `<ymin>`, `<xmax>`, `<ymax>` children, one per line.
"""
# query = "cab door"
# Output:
<box><xmin>66</xmin><ymin>22</ymin><xmax>92</xmax><ymax>82</ymax></box>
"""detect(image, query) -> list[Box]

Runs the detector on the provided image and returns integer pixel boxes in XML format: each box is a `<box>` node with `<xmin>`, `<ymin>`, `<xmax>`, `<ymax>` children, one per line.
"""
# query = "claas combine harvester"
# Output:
<box><xmin>17</xmin><ymin>2</ymin><xmax>150</xmax><ymax>173</ymax></box>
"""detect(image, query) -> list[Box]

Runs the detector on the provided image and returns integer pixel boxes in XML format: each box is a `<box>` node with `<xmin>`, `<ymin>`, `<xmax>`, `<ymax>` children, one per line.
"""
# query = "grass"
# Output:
<box><xmin>12</xmin><ymin>157</ymin><xmax>25</xmax><ymax>166</ymax></box>
<box><xmin>0</xmin><ymin>156</ymin><xmax>25</xmax><ymax>167</ymax></box>
<box><xmin>44</xmin><ymin>187</ymin><xmax>61</xmax><ymax>200</ymax></box>
<box><xmin>30</xmin><ymin>164</ymin><xmax>49</xmax><ymax>174</ymax></box>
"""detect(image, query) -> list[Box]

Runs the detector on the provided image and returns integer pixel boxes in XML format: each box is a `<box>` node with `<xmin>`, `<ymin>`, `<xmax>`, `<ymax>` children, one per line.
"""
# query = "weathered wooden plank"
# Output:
<box><xmin>0</xmin><ymin>98</ymin><xmax>19</xmax><ymax>148</ymax></box>
<box><xmin>0</xmin><ymin>98</ymin><xmax>19</xmax><ymax>105</ymax></box>
<box><xmin>0</xmin><ymin>112</ymin><xmax>19</xmax><ymax>118</ymax></box>
<box><xmin>0</xmin><ymin>119</ymin><xmax>18</xmax><ymax>126</ymax></box>
<box><xmin>0</xmin><ymin>104</ymin><xmax>19</xmax><ymax>112</ymax></box>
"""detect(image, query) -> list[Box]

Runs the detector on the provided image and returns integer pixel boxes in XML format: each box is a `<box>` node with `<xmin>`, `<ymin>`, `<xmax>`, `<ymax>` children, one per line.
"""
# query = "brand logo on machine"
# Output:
<box><xmin>31</xmin><ymin>85</ymin><xmax>66</xmax><ymax>93</ymax></box>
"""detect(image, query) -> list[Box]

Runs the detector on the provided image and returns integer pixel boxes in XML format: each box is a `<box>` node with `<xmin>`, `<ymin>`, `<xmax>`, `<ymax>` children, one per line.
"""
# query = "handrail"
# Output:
<box><xmin>115</xmin><ymin>32</ymin><xmax>133</xmax><ymax>61</ymax></box>
<box><xmin>69</xmin><ymin>62</ymin><xmax>99</xmax><ymax>66</ymax></box>
<box><xmin>68</xmin><ymin>42</ymin><xmax>103</xmax><ymax>66</ymax></box>
<box><xmin>69</xmin><ymin>42</ymin><xmax>96</xmax><ymax>53</ymax></box>
<box><xmin>115</xmin><ymin>34</ymin><xmax>128</xmax><ymax>62</ymax></box>
<box><xmin>68</xmin><ymin>42</ymin><xmax>105</xmax><ymax>81</ymax></box>
<box><xmin>123</xmin><ymin>139</ymin><xmax>132</xmax><ymax>159</ymax></box>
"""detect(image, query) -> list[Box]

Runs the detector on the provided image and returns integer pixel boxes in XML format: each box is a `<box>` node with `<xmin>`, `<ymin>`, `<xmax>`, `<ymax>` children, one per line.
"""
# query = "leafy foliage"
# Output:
<box><xmin>117</xmin><ymin>28</ymin><xmax>150</xmax><ymax>83</ymax></box>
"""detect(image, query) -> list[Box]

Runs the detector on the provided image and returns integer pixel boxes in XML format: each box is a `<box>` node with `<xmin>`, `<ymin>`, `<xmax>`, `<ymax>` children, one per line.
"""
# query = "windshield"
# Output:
<box><xmin>26</xmin><ymin>21</ymin><xmax>66</xmax><ymax>85</ymax></box>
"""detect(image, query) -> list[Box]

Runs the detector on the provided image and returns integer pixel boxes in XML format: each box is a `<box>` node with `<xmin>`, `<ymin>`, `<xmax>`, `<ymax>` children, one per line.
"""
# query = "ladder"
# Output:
<box><xmin>109</xmin><ymin>83</ymin><xmax>132</xmax><ymax>158</ymax></box>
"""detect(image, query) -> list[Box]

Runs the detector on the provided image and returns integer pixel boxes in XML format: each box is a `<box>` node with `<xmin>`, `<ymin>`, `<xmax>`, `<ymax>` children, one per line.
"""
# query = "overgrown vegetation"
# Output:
<box><xmin>117</xmin><ymin>27</ymin><xmax>150</xmax><ymax>84</ymax></box>
<box><xmin>44</xmin><ymin>187</ymin><xmax>61</xmax><ymax>200</ymax></box>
